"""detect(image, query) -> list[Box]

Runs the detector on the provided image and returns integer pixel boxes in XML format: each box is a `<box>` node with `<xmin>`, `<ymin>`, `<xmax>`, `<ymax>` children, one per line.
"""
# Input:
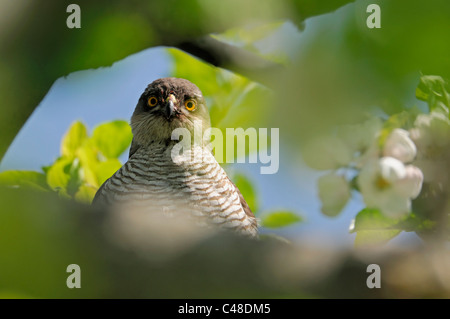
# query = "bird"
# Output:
<box><xmin>93</xmin><ymin>77</ymin><xmax>258</xmax><ymax>237</ymax></box>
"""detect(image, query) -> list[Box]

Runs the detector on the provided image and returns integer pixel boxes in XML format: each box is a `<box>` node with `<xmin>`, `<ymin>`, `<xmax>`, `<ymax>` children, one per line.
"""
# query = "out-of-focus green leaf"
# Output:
<box><xmin>354</xmin><ymin>229</ymin><xmax>401</xmax><ymax>247</ymax></box>
<box><xmin>46</xmin><ymin>158</ymin><xmax>72</xmax><ymax>191</ymax></box>
<box><xmin>350</xmin><ymin>209</ymin><xmax>402</xmax><ymax>233</ymax></box>
<box><xmin>261</xmin><ymin>211</ymin><xmax>303</xmax><ymax>228</ymax></box>
<box><xmin>95</xmin><ymin>159</ymin><xmax>122</xmax><ymax>186</ymax></box>
<box><xmin>214</xmin><ymin>22</ymin><xmax>284</xmax><ymax>46</ymax></box>
<box><xmin>233</xmin><ymin>173</ymin><xmax>258</xmax><ymax>213</ymax></box>
<box><xmin>77</xmin><ymin>142</ymin><xmax>101</xmax><ymax>188</ymax></box>
<box><xmin>0</xmin><ymin>171</ymin><xmax>48</xmax><ymax>191</ymax></box>
<box><xmin>61</xmin><ymin>121</ymin><xmax>88</xmax><ymax>158</ymax></box>
<box><xmin>395</xmin><ymin>212</ymin><xmax>436</xmax><ymax>233</ymax></box>
<box><xmin>66</xmin><ymin>158</ymin><xmax>83</xmax><ymax>196</ymax></box>
<box><xmin>75</xmin><ymin>184</ymin><xmax>98</xmax><ymax>204</ymax></box>
<box><xmin>415</xmin><ymin>75</ymin><xmax>450</xmax><ymax>115</ymax></box>
<box><xmin>212</xmin><ymin>22</ymin><xmax>289</xmax><ymax>64</ymax></box>
<box><xmin>350</xmin><ymin>209</ymin><xmax>404</xmax><ymax>246</ymax></box>
<box><xmin>91</xmin><ymin>120</ymin><xmax>132</xmax><ymax>159</ymax></box>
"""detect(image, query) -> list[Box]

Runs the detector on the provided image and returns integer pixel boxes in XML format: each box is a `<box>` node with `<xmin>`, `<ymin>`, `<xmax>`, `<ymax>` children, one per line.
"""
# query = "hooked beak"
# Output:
<box><xmin>164</xmin><ymin>94</ymin><xmax>177</xmax><ymax>119</ymax></box>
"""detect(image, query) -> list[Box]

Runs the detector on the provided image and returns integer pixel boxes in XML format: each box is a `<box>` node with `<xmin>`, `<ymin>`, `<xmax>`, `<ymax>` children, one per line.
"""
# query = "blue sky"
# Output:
<box><xmin>0</xmin><ymin>7</ymin><xmax>422</xmax><ymax>248</ymax></box>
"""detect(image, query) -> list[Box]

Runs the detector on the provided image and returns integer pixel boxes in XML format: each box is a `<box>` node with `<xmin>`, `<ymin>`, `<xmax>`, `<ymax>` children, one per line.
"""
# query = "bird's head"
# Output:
<box><xmin>131</xmin><ymin>77</ymin><xmax>211</xmax><ymax>147</ymax></box>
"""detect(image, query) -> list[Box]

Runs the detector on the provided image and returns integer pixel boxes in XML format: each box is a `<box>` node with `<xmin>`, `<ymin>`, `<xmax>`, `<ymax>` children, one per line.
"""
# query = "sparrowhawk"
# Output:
<box><xmin>93</xmin><ymin>77</ymin><xmax>258</xmax><ymax>237</ymax></box>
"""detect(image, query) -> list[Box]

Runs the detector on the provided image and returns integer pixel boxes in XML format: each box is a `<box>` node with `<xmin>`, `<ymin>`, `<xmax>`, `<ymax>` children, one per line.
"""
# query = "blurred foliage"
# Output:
<box><xmin>0</xmin><ymin>120</ymin><xmax>132</xmax><ymax>203</ymax></box>
<box><xmin>212</xmin><ymin>22</ymin><xmax>291</xmax><ymax>65</ymax></box>
<box><xmin>2</xmin><ymin>0</ymin><xmax>450</xmax><ymax>299</ymax></box>
<box><xmin>0</xmin><ymin>0</ymin><xmax>354</xmax><ymax>159</ymax></box>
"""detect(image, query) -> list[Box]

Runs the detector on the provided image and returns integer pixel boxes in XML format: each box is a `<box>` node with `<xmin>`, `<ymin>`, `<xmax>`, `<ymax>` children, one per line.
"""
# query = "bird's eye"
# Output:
<box><xmin>148</xmin><ymin>96</ymin><xmax>158</xmax><ymax>107</ymax></box>
<box><xmin>184</xmin><ymin>99</ymin><xmax>196</xmax><ymax>111</ymax></box>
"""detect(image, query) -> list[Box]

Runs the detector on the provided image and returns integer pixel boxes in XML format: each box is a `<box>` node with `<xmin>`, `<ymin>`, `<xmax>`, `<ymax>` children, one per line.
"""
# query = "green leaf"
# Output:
<box><xmin>61</xmin><ymin>121</ymin><xmax>88</xmax><ymax>158</ymax></box>
<box><xmin>46</xmin><ymin>158</ymin><xmax>72</xmax><ymax>191</ymax></box>
<box><xmin>76</xmin><ymin>142</ymin><xmax>101</xmax><ymax>188</ymax></box>
<box><xmin>350</xmin><ymin>209</ymin><xmax>402</xmax><ymax>233</ymax></box>
<box><xmin>0</xmin><ymin>170</ymin><xmax>49</xmax><ymax>191</ymax></box>
<box><xmin>75</xmin><ymin>184</ymin><xmax>98</xmax><ymax>204</ymax></box>
<box><xmin>66</xmin><ymin>158</ymin><xmax>83</xmax><ymax>196</ymax></box>
<box><xmin>351</xmin><ymin>209</ymin><xmax>404</xmax><ymax>246</ymax></box>
<box><xmin>354</xmin><ymin>230</ymin><xmax>402</xmax><ymax>247</ymax></box>
<box><xmin>261</xmin><ymin>211</ymin><xmax>303</xmax><ymax>228</ymax></box>
<box><xmin>91</xmin><ymin>120</ymin><xmax>132</xmax><ymax>159</ymax></box>
<box><xmin>416</xmin><ymin>75</ymin><xmax>450</xmax><ymax>113</ymax></box>
<box><xmin>233</xmin><ymin>173</ymin><xmax>258</xmax><ymax>213</ymax></box>
<box><xmin>95</xmin><ymin>158</ymin><xmax>122</xmax><ymax>186</ymax></box>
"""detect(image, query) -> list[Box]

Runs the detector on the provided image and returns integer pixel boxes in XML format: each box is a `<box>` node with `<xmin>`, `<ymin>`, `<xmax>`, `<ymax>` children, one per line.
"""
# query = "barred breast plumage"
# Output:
<box><xmin>94</xmin><ymin>143</ymin><xmax>258</xmax><ymax>237</ymax></box>
<box><xmin>93</xmin><ymin>77</ymin><xmax>258</xmax><ymax>237</ymax></box>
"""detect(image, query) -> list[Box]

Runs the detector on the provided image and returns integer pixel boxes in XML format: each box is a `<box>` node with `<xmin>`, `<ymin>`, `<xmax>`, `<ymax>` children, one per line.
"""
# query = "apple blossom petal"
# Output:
<box><xmin>383</xmin><ymin>128</ymin><xmax>417</xmax><ymax>163</ymax></box>
<box><xmin>394</xmin><ymin>165</ymin><xmax>424</xmax><ymax>199</ymax></box>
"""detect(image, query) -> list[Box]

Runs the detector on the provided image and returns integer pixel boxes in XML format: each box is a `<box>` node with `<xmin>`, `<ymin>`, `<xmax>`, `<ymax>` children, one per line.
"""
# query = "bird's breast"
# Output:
<box><xmin>98</xmin><ymin>145</ymin><xmax>256</xmax><ymax>236</ymax></box>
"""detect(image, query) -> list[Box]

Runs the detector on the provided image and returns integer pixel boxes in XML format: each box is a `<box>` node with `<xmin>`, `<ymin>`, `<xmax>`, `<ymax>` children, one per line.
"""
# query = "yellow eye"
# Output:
<box><xmin>185</xmin><ymin>99</ymin><xmax>196</xmax><ymax>111</ymax></box>
<box><xmin>148</xmin><ymin>96</ymin><xmax>158</xmax><ymax>107</ymax></box>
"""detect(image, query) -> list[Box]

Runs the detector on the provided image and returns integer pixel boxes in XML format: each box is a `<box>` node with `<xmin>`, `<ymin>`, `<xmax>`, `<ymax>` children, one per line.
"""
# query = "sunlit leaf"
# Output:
<box><xmin>76</xmin><ymin>142</ymin><xmax>101</xmax><ymax>188</ymax></box>
<box><xmin>46</xmin><ymin>158</ymin><xmax>72</xmax><ymax>191</ymax></box>
<box><xmin>95</xmin><ymin>158</ymin><xmax>122</xmax><ymax>186</ymax></box>
<box><xmin>350</xmin><ymin>209</ymin><xmax>402</xmax><ymax>233</ymax></box>
<box><xmin>91</xmin><ymin>120</ymin><xmax>132</xmax><ymax>159</ymax></box>
<box><xmin>261</xmin><ymin>211</ymin><xmax>303</xmax><ymax>228</ymax></box>
<box><xmin>0</xmin><ymin>170</ymin><xmax>48</xmax><ymax>191</ymax></box>
<box><xmin>61</xmin><ymin>121</ymin><xmax>88</xmax><ymax>158</ymax></box>
<box><xmin>351</xmin><ymin>209</ymin><xmax>403</xmax><ymax>246</ymax></box>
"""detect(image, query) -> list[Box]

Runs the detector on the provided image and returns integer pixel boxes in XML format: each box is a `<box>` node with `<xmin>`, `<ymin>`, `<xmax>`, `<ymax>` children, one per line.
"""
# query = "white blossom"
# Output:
<box><xmin>317</xmin><ymin>173</ymin><xmax>350</xmax><ymax>217</ymax></box>
<box><xmin>358</xmin><ymin>157</ymin><xmax>423</xmax><ymax>218</ymax></box>
<box><xmin>395</xmin><ymin>165</ymin><xmax>424</xmax><ymax>199</ymax></box>
<box><xmin>383</xmin><ymin>128</ymin><xmax>417</xmax><ymax>163</ymax></box>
